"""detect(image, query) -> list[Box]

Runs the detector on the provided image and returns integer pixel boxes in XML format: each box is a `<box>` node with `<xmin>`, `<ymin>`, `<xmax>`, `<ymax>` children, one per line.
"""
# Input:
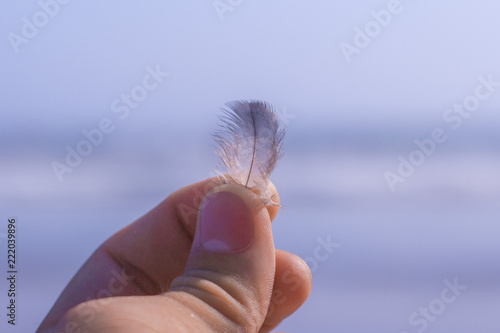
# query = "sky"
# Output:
<box><xmin>1</xmin><ymin>1</ymin><xmax>500</xmax><ymax>332</ymax></box>
<box><xmin>2</xmin><ymin>1</ymin><xmax>500</xmax><ymax>132</ymax></box>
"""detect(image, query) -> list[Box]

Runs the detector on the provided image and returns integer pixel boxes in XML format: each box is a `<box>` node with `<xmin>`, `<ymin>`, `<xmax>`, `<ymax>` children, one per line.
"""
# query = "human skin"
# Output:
<box><xmin>38</xmin><ymin>177</ymin><xmax>312</xmax><ymax>333</ymax></box>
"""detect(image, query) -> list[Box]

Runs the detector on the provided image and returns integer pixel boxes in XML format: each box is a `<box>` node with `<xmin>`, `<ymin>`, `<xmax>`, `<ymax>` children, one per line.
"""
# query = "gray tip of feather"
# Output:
<box><xmin>212</xmin><ymin>100</ymin><xmax>286</xmax><ymax>206</ymax></box>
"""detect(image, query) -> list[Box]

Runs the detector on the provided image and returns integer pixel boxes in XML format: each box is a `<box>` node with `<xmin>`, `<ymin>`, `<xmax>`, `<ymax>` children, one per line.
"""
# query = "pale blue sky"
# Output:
<box><xmin>2</xmin><ymin>0</ymin><xmax>500</xmax><ymax>135</ymax></box>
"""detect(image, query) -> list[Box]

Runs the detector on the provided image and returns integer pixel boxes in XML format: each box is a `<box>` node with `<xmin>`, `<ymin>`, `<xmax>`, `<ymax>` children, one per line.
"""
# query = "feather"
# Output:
<box><xmin>213</xmin><ymin>100</ymin><xmax>285</xmax><ymax>206</ymax></box>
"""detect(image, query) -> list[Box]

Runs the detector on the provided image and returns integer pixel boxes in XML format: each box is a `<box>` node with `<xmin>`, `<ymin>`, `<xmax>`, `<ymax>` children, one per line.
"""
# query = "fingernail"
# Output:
<box><xmin>198</xmin><ymin>190</ymin><xmax>255</xmax><ymax>253</ymax></box>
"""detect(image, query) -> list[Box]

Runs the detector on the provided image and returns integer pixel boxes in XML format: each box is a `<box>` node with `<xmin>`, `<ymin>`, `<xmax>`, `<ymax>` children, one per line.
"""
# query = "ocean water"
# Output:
<box><xmin>1</xmin><ymin>126</ymin><xmax>499</xmax><ymax>332</ymax></box>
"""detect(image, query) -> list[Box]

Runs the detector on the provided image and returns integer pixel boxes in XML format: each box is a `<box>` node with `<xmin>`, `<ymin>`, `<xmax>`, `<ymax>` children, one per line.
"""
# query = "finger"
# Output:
<box><xmin>260</xmin><ymin>250</ymin><xmax>312</xmax><ymax>333</ymax></box>
<box><xmin>61</xmin><ymin>183</ymin><xmax>280</xmax><ymax>332</ymax></box>
<box><xmin>38</xmin><ymin>177</ymin><xmax>279</xmax><ymax>331</ymax></box>
<box><xmin>165</xmin><ymin>183</ymin><xmax>277</xmax><ymax>331</ymax></box>
<box><xmin>104</xmin><ymin>178</ymin><xmax>279</xmax><ymax>291</ymax></box>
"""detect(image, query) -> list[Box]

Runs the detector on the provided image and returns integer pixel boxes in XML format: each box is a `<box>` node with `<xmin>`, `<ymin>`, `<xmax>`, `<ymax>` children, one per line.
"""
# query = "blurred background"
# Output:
<box><xmin>1</xmin><ymin>1</ymin><xmax>499</xmax><ymax>332</ymax></box>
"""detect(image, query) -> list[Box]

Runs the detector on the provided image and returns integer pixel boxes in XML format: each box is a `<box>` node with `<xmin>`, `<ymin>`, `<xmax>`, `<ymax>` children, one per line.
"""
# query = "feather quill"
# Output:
<box><xmin>213</xmin><ymin>100</ymin><xmax>285</xmax><ymax>206</ymax></box>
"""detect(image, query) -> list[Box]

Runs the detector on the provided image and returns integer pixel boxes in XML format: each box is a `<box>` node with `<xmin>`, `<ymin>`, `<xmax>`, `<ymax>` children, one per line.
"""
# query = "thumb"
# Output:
<box><xmin>168</xmin><ymin>183</ymin><xmax>276</xmax><ymax>332</ymax></box>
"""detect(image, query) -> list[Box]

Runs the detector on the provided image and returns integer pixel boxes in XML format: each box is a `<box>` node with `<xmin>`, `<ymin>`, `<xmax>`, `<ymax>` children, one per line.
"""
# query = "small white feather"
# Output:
<box><xmin>213</xmin><ymin>100</ymin><xmax>285</xmax><ymax>205</ymax></box>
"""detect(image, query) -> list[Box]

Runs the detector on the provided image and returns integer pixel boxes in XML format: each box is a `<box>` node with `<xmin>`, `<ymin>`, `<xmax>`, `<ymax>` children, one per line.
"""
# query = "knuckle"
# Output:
<box><xmin>170</xmin><ymin>270</ymin><xmax>261</xmax><ymax>332</ymax></box>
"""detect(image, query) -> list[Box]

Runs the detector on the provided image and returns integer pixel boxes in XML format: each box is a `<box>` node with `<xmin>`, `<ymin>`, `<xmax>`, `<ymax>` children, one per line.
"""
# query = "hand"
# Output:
<box><xmin>38</xmin><ymin>178</ymin><xmax>312</xmax><ymax>333</ymax></box>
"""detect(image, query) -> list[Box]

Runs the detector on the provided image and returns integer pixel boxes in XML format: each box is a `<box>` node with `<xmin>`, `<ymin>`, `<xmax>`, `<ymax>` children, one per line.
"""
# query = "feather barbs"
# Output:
<box><xmin>213</xmin><ymin>100</ymin><xmax>285</xmax><ymax>206</ymax></box>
